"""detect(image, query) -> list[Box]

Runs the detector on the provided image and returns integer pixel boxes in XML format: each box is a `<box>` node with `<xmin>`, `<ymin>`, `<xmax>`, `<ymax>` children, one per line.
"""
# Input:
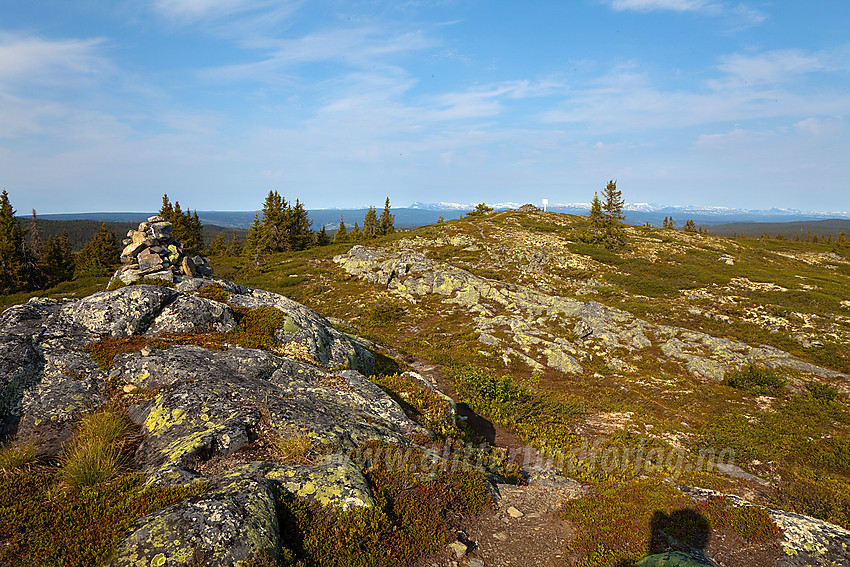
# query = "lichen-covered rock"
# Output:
<box><xmin>128</xmin><ymin>346</ymin><xmax>425</xmax><ymax>474</ymax></box>
<box><xmin>334</xmin><ymin>246</ymin><xmax>845</xmax><ymax>383</ymax></box>
<box><xmin>53</xmin><ymin>285</ymin><xmax>179</xmax><ymax>338</ymax></box>
<box><xmin>109</xmin><ymin>476</ymin><xmax>279</xmax><ymax>567</ymax></box>
<box><xmin>16</xmin><ymin>373</ymin><xmax>106</xmax><ymax>454</ymax></box>
<box><xmin>0</xmin><ymin>334</ymin><xmax>42</xmax><ymax>436</ymax></box>
<box><xmin>145</xmin><ymin>295</ymin><xmax>237</xmax><ymax>335</ymax></box>
<box><xmin>113</xmin><ymin>344</ymin><xmax>280</xmax><ymax>390</ymax></box>
<box><xmin>228</xmin><ymin>288</ymin><xmax>375</xmax><ymax>374</ymax></box>
<box><xmin>0</xmin><ymin>297</ymin><xmax>61</xmax><ymax>339</ymax></box>
<box><xmin>227</xmin><ymin>455</ymin><xmax>375</xmax><ymax>510</ymax></box>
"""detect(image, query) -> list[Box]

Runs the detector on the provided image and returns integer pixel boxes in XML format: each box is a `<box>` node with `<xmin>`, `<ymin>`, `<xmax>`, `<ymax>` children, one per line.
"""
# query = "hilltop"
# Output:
<box><xmin>1</xmin><ymin>207</ymin><xmax>849</xmax><ymax>566</ymax></box>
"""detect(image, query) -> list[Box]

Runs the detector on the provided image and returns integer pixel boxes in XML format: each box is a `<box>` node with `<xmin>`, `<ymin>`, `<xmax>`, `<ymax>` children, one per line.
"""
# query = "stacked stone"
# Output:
<box><xmin>112</xmin><ymin>215</ymin><xmax>213</xmax><ymax>285</ymax></box>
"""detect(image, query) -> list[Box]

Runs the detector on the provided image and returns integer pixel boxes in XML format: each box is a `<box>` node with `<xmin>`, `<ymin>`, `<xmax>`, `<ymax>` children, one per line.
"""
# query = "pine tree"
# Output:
<box><xmin>437</xmin><ymin>214</ymin><xmax>444</xmax><ymax>224</ymax></box>
<box><xmin>350</xmin><ymin>221</ymin><xmax>361</xmax><ymax>241</ymax></box>
<box><xmin>363</xmin><ymin>206</ymin><xmax>378</xmax><ymax>240</ymax></box>
<box><xmin>334</xmin><ymin>216</ymin><xmax>348</xmax><ymax>243</ymax></box>
<box><xmin>378</xmin><ymin>197</ymin><xmax>395</xmax><ymax>235</ymax></box>
<box><xmin>683</xmin><ymin>219</ymin><xmax>697</xmax><ymax>233</ymax></box>
<box><xmin>0</xmin><ymin>190</ymin><xmax>24</xmax><ymax>293</ymax></box>
<box><xmin>76</xmin><ymin>223</ymin><xmax>120</xmax><ymax>277</ymax></box>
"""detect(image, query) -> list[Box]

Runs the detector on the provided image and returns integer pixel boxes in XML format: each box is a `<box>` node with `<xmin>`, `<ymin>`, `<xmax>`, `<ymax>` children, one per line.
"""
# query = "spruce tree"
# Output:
<box><xmin>600</xmin><ymin>180</ymin><xmax>626</xmax><ymax>248</ymax></box>
<box><xmin>350</xmin><ymin>221</ymin><xmax>361</xmax><ymax>241</ymax></box>
<box><xmin>0</xmin><ymin>190</ymin><xmax>24</xmax><ymax>293</ymax></box>
<box><xmin>227</xmin><ymin>230</ymin><xmax>243</xmax><ymax>256</ymax></box>
<box><xmin>244</xmin><ymin>213</ymin><xmax>264</xmax><ymax>266</ymax></box>
<box><xmin>316</xmin><ymin>226</ymin><xmax>330</xmax><ymax>246</ymax></box>
<box><xmin>261</xmin><ymin>190</ymin><xmax>287</xmax><ymax>252</ymax></box>
<box><xmin>378</xmin><ymin>197</ymin><xmax>395</xmax><ymax>235</ymax></box>
<box><xmin>76</xmin><ymin>223</ymin><xmax>120</xmax><ymax>277</ymax></box>
<box><xmin>210</xmin><ymin>232</ymin><xmax>227</xmax><ymax>255</ymax></box>
<box><xmin>288</xmin><ymin>199</ymin><xmax>313</xmax><ymax>251</ymax></box>
<box><xmin>363</xmin><ymin>206</ymin><xmax>378</xmax><ymax>239</ymax></box>
<box><xmin>588</xmin><ymin>192</ymin><xmax>604</xmax><ymax>243</ymax></box>
<box><xmin>334</xmin><ymin>216</ymin><xmax>348</xmax><ymax>243</ymax></box>
<box><xmin>43</xmin><ymin>231</ymin><xmax>75</xmax><ymax>286</ymax></box>
<box><xmin>437</xmin><ymin>214</ymin><xmax>444</xmax><ymax>224</ymax></box>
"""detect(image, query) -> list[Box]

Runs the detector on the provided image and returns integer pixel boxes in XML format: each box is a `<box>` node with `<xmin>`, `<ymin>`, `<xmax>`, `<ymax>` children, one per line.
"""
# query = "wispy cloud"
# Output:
<box><xmin>0</xmin><ymin>33</ymin><xmax>109</xmax><ymax>84</ymax></box>
<box><xmin>604</xmin><ymin>0</ymin><xmax>766</xmax><ymax>26</ymax></box>
<box><xmin>606</xmin><ymin>0</ymin><xmax>720</xmax><ymax>12</ymax></box>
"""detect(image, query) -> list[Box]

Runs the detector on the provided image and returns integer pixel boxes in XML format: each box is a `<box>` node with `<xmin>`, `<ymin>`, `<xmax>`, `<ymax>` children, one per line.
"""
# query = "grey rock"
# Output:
<box><xmin>229</xmin><ymin>288</ymin><xmax>375</xmax><ymax>374</ymax></box>
<box><xmin>146</xmin><ymin>295</ymin><xmax>237</xmax><ymax>335</ymax></box>
<box><xmin>17</xmin><ymin>373</ymin><xmax>106</xmax><ymax>455</ymax></box>
<box><xmin>137</xmin><ymin>248</ymin><xmax>165</xmax><ymax>272</ymax></box>
<box><xmin>52</xmin><ymin>285</ymin><xmax>179</xmax><ymax>338</ymax></box>
<box><xmin>0</xmin><ymin>335</ymin><xmax>42</xmax><ymax>437</ymax></box>
<box><xmin>109</xmin><ymin>476</ymin><xmax>279</xmax><ymax>567</ymax></box>
<box><xmin>0</xmin><ymin>297</ymin><xmax>60</xmax><ymax>339</ymax></box>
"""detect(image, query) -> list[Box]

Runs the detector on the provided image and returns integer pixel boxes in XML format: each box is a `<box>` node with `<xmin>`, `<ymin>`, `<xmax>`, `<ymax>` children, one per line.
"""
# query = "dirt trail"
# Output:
<box><xmin>407</xmin><ymin>357</ymin><xmax>584</xmax><ymax>567</ymax></box>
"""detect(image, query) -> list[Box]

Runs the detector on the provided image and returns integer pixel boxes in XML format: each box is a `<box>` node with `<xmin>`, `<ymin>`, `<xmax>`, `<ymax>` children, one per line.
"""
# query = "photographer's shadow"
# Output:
<box><xmin>619</xmin><ymin>508</ymin><xmax>717</xmax><ymax>567</ymax></box>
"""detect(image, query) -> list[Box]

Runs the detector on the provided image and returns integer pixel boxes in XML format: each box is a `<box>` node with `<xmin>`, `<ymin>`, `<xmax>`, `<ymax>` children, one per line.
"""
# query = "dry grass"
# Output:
<box><xmin>0</xmin><ymin>440</ymin><xmax>38</xmax><ymax>473</ymax></box>
<box><xmin>57</xmin><ymin>404</ymin><xmax>135</xmax><ymax>487</ymax></box>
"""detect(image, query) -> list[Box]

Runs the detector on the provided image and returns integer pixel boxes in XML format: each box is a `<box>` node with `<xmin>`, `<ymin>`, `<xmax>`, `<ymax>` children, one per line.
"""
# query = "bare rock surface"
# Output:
<box><xmin>334</xmin><ymin>245</ymin><xmax>845</xmax><ymax>383</ymax></box>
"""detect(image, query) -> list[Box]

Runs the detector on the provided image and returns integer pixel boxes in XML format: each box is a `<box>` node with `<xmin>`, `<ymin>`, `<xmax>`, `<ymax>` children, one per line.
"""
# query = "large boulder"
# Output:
<box><xmin>109</xmin><ymin>475</ymin><xmax>279</xmax><ymax>567</ymax></box>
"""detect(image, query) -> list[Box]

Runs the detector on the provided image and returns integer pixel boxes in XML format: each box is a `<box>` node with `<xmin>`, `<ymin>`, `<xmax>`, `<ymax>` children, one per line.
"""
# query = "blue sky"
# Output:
<box><xmin>1</xmin><ymin>1</ymin><xmax>848</xmax><ymax>213</ymax></box>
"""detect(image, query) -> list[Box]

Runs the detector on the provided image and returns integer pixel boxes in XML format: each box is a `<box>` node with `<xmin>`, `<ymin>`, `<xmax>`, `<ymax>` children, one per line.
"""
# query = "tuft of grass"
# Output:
<box><xmin>0</xmin><ymin>440</ymin><xmax>38</xmax><ymax>473</ymax></box>
<box><xmin>274</xmin><ymin>429</ymin><xmax>315</xmax><ymax>465</ymax></box>
<box><xmin>57</xmin><ymin>404</ymin><xmax>134</xmax><ymax>487</ymax></box>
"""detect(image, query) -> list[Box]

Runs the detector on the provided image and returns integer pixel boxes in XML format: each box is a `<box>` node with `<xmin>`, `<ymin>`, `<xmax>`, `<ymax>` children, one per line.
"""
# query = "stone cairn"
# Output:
<box><xmin>112</xmin><ymin>215</ymin><xmax>213</xmax><ymax>285</ymax></box>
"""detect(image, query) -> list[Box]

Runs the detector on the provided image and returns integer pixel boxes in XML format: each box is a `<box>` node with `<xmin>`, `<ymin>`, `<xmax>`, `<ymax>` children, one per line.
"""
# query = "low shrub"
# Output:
<box><xmin>362</xmin><ymin>297</ymin><xmax>406</xmax><ymax>327</ymax></box>
<box><xmin>196</xmin><ymin>283</ymin><xmax>231</xmax><ymax>302</ymax></box>
<box><xmin>0</xmin><ymin>471</ymin><xmax>206</xmax><ymax>567</ymax></box>
<box><xmin>277</xmin><ymin>443</ymin><xmax>491</xmax><ymax>566</ymax></box>
<box><xmin>725</xmin><ymin>365</ymin><xmax>786</xmax><ymax>396</ymax></box>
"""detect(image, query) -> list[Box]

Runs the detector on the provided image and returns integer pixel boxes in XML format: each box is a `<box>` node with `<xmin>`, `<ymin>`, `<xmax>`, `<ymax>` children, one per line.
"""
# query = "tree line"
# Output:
<box><xmin>331</xmin><ymin>198</ymin><xmax>396</xmax><ymax>245</ymax></box>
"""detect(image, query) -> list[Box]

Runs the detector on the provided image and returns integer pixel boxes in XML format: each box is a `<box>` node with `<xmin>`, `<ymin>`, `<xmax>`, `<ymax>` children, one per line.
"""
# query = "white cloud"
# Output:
<box><xmin>0</xmin><ymin>34</ymin><xmax>108</xmax><ymax>84</ymax></box>
<box><xmin>606</xmin><ymin>0</ymin><xmax>719</xmax><ymax>12</ymax></box>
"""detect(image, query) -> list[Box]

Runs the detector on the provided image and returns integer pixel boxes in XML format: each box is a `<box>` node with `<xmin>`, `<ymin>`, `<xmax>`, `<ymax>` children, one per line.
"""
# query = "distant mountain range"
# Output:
<box><xmin>37</xmin><ymin>202</ymin><xmax>850</xmax><ymax>231</ymax></box>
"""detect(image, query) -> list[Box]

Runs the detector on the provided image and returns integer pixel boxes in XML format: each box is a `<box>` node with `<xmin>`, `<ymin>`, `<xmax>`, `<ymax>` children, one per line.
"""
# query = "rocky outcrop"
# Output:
<box><xmin>334</xmin><ymin>245</ymin><xmax>845</xmax><ymax>384</ymax></box>
<box><xmin>0</xmin><ymin>277</ymin><xmax>392</xmax><ymax>566</ymax></box>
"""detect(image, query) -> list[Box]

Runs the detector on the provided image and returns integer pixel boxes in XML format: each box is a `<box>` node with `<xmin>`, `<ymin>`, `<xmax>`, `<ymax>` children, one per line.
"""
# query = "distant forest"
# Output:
<box><xmin>14</xmin><ymin>218</ymin><xmax>249</xmax><ymax>253</ymax></box>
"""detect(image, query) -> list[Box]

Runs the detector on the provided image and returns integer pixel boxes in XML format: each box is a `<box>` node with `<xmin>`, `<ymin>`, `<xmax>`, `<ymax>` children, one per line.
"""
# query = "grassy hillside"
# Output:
<box><xmin>206</xmin><ymin>209</ymin><xmax>850</xmax><ymax>532</ymax></box>
<box><xmin>4</xmin><ymin>209</ymin><xmax>850</xmax><ymax>564</ymax></box>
